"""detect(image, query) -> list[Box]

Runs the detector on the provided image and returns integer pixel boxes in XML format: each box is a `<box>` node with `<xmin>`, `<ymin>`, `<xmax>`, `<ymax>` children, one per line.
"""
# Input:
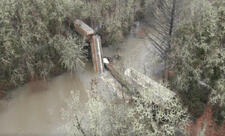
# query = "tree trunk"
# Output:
<box><xmin>168</xmin><ymin>0</ymin><xmax>176</xmax><ymax>49</ymax></box>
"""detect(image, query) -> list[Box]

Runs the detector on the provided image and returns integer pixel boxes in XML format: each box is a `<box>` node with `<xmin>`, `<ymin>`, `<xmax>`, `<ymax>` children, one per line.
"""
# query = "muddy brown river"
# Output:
<box><xmin>0</xmin><ymin>64</ymin><xmax>95</xmax><ymax>135</ymax></box>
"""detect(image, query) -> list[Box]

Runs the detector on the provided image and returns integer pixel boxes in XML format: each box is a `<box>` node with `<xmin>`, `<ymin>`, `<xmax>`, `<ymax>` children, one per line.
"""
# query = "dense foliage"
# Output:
<box><xmin>0</xmin><ymin>0</ymin><xmax>135</xmax><ymax>91</ymax></box>
<box><xmin>169</xmin><ymin>0</ymin><xmax>225</xmax><ymax>119</ymax></box>
<box><xmin>62</xmin><ymin>89</ymin><xmax>189</xmax><ymax>136</ymax></box>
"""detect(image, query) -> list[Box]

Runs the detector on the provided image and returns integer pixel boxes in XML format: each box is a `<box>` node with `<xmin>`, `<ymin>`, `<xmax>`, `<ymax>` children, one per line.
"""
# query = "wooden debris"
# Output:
<box><xmin>74</xmin><ymin>19</ymin><xmax>95</xmax><ymax>40</ymax></box>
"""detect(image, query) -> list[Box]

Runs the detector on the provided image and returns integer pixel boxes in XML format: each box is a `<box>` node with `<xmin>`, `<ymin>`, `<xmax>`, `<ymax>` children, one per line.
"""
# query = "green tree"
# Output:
<box><xmin>169</xmin><ymin>0</ymin><xmax>225</xmax><ymax>119</ymax></box>
<box><xmin>0</xmin><ymin>0</ymin><xmax>88</xmax><ymax>90</ymax></box>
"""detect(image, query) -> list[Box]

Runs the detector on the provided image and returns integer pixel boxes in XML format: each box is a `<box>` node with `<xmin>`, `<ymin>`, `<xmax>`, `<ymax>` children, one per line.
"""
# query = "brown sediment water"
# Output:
<box><xmin>0</xmin><ymin>64</ymin><xmax>95</xmax><ymax>135</ymax></box>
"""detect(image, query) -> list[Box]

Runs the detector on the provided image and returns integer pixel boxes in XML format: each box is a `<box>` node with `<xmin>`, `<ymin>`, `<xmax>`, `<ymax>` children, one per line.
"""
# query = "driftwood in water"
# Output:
<box><xmin>74</xmin><ymin>19</ymin><xmax>95</xmax><ymax>40</ymax></box>
<box><xmin>105</xmin><ymin>63</ymin><xmax>176</xmax><ymax>105</ymax></box>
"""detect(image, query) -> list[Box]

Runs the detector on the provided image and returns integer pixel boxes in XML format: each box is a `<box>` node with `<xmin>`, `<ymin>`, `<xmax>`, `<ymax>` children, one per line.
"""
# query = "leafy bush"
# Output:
<box><xmin>127</xmin><ymin>90</ymin><xmax>189</xmax><ymax>136</ymax></box>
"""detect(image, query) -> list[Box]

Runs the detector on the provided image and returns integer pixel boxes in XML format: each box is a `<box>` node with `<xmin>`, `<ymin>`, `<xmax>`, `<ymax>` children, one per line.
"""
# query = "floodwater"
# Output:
<box><xmin>0</xmin><ymin>64</ymin><xmax>95</xmax><ymax>135</ymax></box>
<box><xmin>103</xmin><ymin>37</ymin><xmax>163</xmax><ymax>80</ymax></box>
<box><xmin>119</xmin><ymin>37</ymin><xmax>164</xmax><ymax>80</ymax></box>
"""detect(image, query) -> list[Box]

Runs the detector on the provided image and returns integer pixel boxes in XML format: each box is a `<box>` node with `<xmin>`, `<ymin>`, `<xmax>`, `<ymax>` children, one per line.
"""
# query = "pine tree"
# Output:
<box><xmin>169</xmin><ymin>0</ymin><xmax>225</xmax><ymax>118</ymax></box>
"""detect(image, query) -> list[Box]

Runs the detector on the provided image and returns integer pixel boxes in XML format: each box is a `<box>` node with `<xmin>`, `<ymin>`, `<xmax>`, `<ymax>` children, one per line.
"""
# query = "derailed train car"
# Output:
<box><xmin>74</xmin><ymin>19</ymin><xmax>95</xmax><ymax>40</ymax></box>
<box><xmin>90</xmin><ymin>35</ymin><xmax>104</xmax><ymax>73</ymax></box>
<box><xmin>74</xmin><ymin>19</ymin><xmax>104</xmax><ymax>74</ymax></box>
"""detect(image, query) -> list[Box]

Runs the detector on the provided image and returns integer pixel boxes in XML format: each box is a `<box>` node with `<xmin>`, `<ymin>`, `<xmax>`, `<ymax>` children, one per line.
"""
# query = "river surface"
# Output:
<box><xmin>0</xmin><ymin>36</ymin><xmax>161</xmax><ymax>135</ymax></box>
<box><xmin>0</xmin><ymin>64</ymin><xmax>95</xmax><ymax>135</ymax></box>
